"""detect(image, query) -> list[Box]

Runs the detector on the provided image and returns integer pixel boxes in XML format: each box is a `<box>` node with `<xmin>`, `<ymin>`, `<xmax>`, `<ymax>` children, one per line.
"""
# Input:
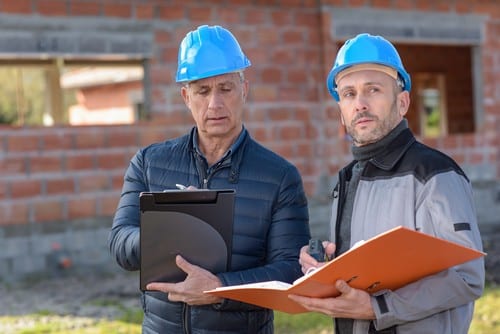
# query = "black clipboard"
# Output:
<box><xmin>139</xmin><ymin>189</ymin><xmax>235</xmax><ymax>290</ymax></box>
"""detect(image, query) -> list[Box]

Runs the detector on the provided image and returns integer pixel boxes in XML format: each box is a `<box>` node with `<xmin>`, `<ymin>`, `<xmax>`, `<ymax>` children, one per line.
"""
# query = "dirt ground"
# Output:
<box><xmin>0</xmin><ymin>270</ymin><xmax>141</xmax><ymax>319</ymax></box>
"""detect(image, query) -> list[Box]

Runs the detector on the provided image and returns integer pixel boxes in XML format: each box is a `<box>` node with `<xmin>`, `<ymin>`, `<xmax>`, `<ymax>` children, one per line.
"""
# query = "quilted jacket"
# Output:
<box><xmin>109</xmin><ymin>127</ymin><xmax>310</xmax><ymax>333</ymax></box>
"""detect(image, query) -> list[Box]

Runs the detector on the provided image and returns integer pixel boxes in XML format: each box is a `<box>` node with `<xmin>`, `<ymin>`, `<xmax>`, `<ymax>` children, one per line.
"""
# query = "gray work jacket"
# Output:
<box><xmin>330</xmin><ymin>128</ymin><xmax>485</xmax><ymax>334</ymax></box>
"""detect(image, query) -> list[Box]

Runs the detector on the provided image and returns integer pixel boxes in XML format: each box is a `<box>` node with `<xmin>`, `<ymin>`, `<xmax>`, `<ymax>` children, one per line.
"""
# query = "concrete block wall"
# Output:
<box><xmin>0</xmin><ymin>0</ymin><xmax>498</xmax><ymax>281</ymax></box>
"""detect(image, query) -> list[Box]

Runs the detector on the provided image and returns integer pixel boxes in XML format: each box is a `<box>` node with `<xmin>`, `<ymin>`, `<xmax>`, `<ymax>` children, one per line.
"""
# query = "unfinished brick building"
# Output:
<box><xmin>0</xmin><ymin>0</ymin><xmax>498</xmax><ymax>281</ymax></box>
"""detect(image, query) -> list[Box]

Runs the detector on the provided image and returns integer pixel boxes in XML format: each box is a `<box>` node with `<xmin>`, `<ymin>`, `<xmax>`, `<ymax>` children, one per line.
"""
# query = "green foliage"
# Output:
<box><xmin>0</xmin><ymin>68</ymin><xmax>46</xmax><ymax>126</ymax></box>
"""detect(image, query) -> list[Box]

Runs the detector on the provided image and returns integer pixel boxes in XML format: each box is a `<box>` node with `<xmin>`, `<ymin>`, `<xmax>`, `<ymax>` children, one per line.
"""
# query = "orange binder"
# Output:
<box><xmin>204</xmin><ymin>226</ymin><xmax>485</xmax><ymax>314</ymax></box>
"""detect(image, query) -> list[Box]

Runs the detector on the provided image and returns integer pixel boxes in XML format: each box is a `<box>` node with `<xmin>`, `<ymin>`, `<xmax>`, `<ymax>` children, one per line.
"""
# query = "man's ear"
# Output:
<box><xmin>181</xmin><ymin>86</ymin><xmax>190</xmax><ymax>107</ymax></box>
<box><xmin>242</xmin><ymin>80</ymin><xmax>249</xmax><ymax>102</ymax></box>
<box><xmin>340</xmin><ymin>112</ymin><xmax>346</xmax><ymax>126</ymax></box>
<box><xmin>398</xmin><ymin>91</ymin><xmax>410</xmax><ymax>117</ymax></box>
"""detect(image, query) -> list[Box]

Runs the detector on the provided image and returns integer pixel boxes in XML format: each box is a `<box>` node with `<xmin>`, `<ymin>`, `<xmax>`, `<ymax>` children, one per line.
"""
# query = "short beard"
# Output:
<box><xmin>348</xmin><ymin>98</ymin><xmax>400</xmax><ymax>146</ymax></box>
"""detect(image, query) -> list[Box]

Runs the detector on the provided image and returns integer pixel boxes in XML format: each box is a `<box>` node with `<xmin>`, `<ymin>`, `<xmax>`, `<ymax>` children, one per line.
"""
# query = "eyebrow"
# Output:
<box><xmin>194</xmin><ymin>80</ymin><xmax>236</xmax><ymax>88</ymax></box>
<box><xmin>339</xmin><ymin>81</ymin><xmax>384</xmax><ymax>91</ymax></box>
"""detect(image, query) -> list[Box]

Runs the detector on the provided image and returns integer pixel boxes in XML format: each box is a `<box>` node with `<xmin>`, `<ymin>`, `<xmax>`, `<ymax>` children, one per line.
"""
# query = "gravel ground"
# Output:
<box><xmin>0</xmin><ymin>270</ymin><xmax>141</xmax><ymax>319</ymax></box>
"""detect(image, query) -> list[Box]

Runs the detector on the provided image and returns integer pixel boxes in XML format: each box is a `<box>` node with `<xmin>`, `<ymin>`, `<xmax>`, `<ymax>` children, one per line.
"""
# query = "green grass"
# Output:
<box><xmin>470</xmin><ymin>285</ymin><xmax>500</xmax><ymax>333</ymax></box>
<box><xmin>0</xmin><ymin>285</ymin><xmax>498</xmax><ymax>333</ymax></box>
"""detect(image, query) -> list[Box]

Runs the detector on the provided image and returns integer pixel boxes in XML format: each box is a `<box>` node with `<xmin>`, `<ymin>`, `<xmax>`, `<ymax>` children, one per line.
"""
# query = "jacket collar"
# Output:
<box><xmin>188</xmin><ymin>126</ymin><xmax>249</xmax><ymax>184</ymax></box>
<box><xmin>369</xmin><ymin>128</ymin><xmax>416</xmax><ymax>171</ymax></box>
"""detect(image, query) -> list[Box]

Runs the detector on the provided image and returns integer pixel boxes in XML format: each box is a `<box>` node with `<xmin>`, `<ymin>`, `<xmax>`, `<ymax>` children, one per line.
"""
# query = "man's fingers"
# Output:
<box><xmin>146</xmin><ymin>282</ymin><xmax>175</xmax><ymax>292</ymax></box>
<box><xmin>175</xmin><ymin>255</ymin><xmax>197</xmax><ymax>274</ymax></box>
<box><xmin>336</xmin><ymin>280</ymin><xmax>350</xmax><ymax>294</ymax></box>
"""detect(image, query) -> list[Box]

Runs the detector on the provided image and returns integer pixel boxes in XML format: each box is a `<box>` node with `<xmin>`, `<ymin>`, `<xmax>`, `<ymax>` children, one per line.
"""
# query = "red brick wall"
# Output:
<box><xmin>0</xmin><ymin>0</ymin><xmax>498</xmax><ymax>227</ymax></box>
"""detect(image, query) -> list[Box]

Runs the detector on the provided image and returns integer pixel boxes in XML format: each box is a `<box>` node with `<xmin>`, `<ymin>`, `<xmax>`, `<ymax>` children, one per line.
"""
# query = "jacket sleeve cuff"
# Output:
<box><xmin>371</xmin><ymin>290</ymin><xmax>396</xmax><ymax>330</ymax></box>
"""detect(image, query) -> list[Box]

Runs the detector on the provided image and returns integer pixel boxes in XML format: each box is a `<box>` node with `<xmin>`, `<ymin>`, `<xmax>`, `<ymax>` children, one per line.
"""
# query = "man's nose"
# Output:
<box><xmin>354</xmin><ymin>94</ymin><xmax>369</xmax><ymax>111</ymax></box>
<box><xmin>208</xmin><ymin>92</ymin><xmax>224</xmax><ymax>109</ymax></box>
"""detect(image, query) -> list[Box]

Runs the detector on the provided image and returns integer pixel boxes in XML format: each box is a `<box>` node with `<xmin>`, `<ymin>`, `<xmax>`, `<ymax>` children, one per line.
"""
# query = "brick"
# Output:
<box><xmin>271</xmin><ymin>9</ymin><xmax>293</xmax><ymax>26</ymax></box>
<box><xmin>282</xmin><ymin>30</ymin><xmax>304</xmax><ymax>44</ymax></box>
<box><xmin>68</xmin><ymin>197</ymin><xmax>97</xmax><ymax>219</ymax></box>
<box><xmin>154</xmin><ymin>31</ymin><xmax>173</xmax><ymax>45</ymax></box>
<box><xmin>69</xmin><ymin>1</ymin><xmax>102</xmax><ymax>16</ymax></box>
<box><xmin>138</xmin><ymin>128</ymin><xmax>171</xmax><ymax>146</ymax></box>
<box><xmin>279</xmin><ymin>125</ymin><xmax>302</xmax><ymax>140</ymax></box>
<box><xmin>0</xmin><ymin>156</ymin><xmax>27</xmax><ymax>174</ymax></box>
<box><xmin>158</xmin><ymin>4</ymin><xmax>185</xmax><ymax>20</ymax></box>
<box><xmin>217</xmin><ymin>7</ymin><xmax>241</xmax><ymax>24</ymax></box>
<box><xmin>393</xmin><ymin>0</ymin><xmax>414</xmax><ymax>10</ymax></box>
<box><xmin>296</xmin><ymin>142</ymin><xmax>313</xmax><ymax>157</ymax></box>
<box><xmin>37</xmin><ymin>0</ymin><xmax>67</xmax><ymax>16</ymax></box>
<box><xmin>7</xmin><ymin>135</ymin><xmax>39</xmax><ymax>152</ymax></box>
<box><xmin>46</xmin><ymin>178</ymin><xmax>75</xmax><ymax>195</ymax></box>
<box><xmin>0</xmin><ymin>0</ymin><xmax>32</xmax><ymax>13</ymax></box>
<box><xmin>41</xmin><ymin>132</ymin><xmax>74</xmax><ymax>150</ymax></box>
<box><xmin>103</xmin><ymin>3</ymin><xmax>131</xmax><ymax>18</ymax></box>
<box><xmin>34</xmin><ymin>200</ymin><xmax>64</xmax><ymax>222</ymax></box>
<box><xmin>135</xmin><ymin>3</ymin><xmax>155</xmax><ymax>19</ymax></box>
<box><xmin>248</xmin><ymin>126</ymin><xmax>269</xmax><ymax>142</ymax></box>
<box><xmin>98</xmin><ymin>193</ymin><xmax>120</xmax><ymax>216</ymax></box>
<box><xmin>268</xmin><ymin>109</ymin><xmax>291</xmax><ymax>121</ymax></box>
<box><xmin>251</xmin><ymin>85</ymin><xmax>278</xmax><ymax>102</ymax></box>
<box><xmin>29</xmin><ymin>155</ymin><xmax>63</xmax><ymax>173</ymax></box>
<box><xmin>106</xmin><ymin>129</ymin><xmax>138</xmax><ymax>148</ymax></box>
<box><xmin>78</xmin><ymin>174</ymin><xmax>110</xmax><ymax>192</ymax></box>
<box><xmin>268</xmin><ymin>143</ymin><xmax>293</xmax><ymax>158</ymax></box>
<box><xmin>256</xmin><ymin>29</ymin><xmax>279</xmax><ymax>45</ymax></box>
<box><xmin>372</xmin><ymin>0</ymin><xmax>393</xmax><ymax>9</ymax></box>
<box><xmin>112</xmin><ymin>173</ymin><xmax>125</xmax><ymax>191</ymax></box>
<box><xmin>65</xmin><ymin>153</ymin><xmax>96</xmax><ymax>171</ymax></box>
<box><xmin>1</xmin><ymin>201</ymin><xmax>30</xmax><ymax>225</ymax></box>
<box><xmin>10</xmin><ymin>179</ymin><xmax>42</xmax><ymax>199</ymax></box>
<box><xmin>161</xmin><ymin>46</ymin><xmax>181</xmax><ymax>63</ymax></box>
<box><xmin>245</xmin><ymin>9</ymin><xmax>267</xmax><ymax>24</ymax></box>
<box><xmin>295</xmin><ymin>12</ymin><xmax>319</xmax><ymax>28</ymax></box>
<box><xmin>96</xmin><ymin>151</ymin><xmax>129</xmax><ymax>170</ymax></box>
<box><xmin>73</xmin><ymin>131</ymin><xmax>106</xmax><ymax>149</ymax></box>
<box><xmin>278</xmin><ymin>87</ymin><xmax>303</xmax><ymax>101</ymax></box>
<box><xmin>261</xmin><ymin>68</ymin><xmax>282</xmax><ymax>84</ymax></box>
<box><xmin>188</xmin><ymin>5</ymin><xmax>213</xmax><ymax>22</ymax></box>
<box><xmin>0</xmin><ymin>181</ymin><xmax>7</xmax><ymax>199</ymax></box>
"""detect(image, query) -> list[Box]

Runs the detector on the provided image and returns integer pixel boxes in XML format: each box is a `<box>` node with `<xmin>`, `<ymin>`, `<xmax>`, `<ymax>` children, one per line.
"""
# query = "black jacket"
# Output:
<box><xmin>109</xmin><ymin>127</ymin><xmax>310</xmax><ymax>333</ymax></box>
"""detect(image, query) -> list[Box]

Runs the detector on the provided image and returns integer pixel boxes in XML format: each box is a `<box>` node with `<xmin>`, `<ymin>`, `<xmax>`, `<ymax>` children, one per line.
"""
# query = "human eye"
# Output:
<box><xmin>340</xmin><ymin>89</ymin><xmax>355</xmax><ymax>99</ymax></box>
<box><xmin>367</xmin><ymin>84</ymin><xmax>381</xmax><ymax>94</ymax></box>
<box><xmin>195</xmin><ymin>87</ymin><xmax>210</xmax><ymax>95</ymax></box>
<box><xmin>219</xmin><ymin>83</ymin><xmax>235</xmax><ymax>93</ymax></box>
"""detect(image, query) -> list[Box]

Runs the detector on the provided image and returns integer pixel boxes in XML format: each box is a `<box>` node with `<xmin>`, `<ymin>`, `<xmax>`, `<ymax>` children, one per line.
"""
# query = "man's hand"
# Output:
<box><xmin>288</xmin><ymin>280</ymin><xmax>375</xmax><ymax>319</ymax></box>
<box><xmin>298</xmin><ymin>241</ymin><xmax>336</xmax><ymax>274</ymax></box>
<box><xmin>146</xmin><ymin>255</ymin><xmax>223</xmax><ymax>305</ymax></box>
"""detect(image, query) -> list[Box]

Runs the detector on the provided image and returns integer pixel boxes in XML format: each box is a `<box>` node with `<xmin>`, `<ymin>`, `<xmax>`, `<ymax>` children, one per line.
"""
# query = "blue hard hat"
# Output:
<box><xmin>176</xmin><ymin>25</ymin><xmax>251</xmax><ymax>83</ymax></box>
<box><xmin>326</xmin><ymin>33</ymin><xmax>411</xmax><ymax>101</ymax></box>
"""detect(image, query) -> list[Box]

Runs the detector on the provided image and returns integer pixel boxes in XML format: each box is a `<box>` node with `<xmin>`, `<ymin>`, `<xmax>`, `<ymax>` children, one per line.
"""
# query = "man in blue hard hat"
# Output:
<box><xmin>289</xmin><ymin>33</ymin><xmax>484</xmax><ymax>334</ymax></box>
<box><xmin>109</xmin><ymin>25</ymin><xmax>310</xmax><ymax>333</ymax></box>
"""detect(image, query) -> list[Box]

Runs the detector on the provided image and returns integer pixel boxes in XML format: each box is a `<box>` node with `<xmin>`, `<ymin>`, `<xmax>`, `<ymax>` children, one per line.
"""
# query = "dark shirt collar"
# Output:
<box><xmin>191</xmin><ymin>126</ymin><xmax>247</xmax><ymax>166</ymax></box>
<box><xmin>352</xmin><ymin>119</ymin><xmax>408</xmax><ymax>161</ymax></box>
<box><xmin>352</xmin><ymin>119</ymin><xmax>415</xmax><ymax>170</ymax></box>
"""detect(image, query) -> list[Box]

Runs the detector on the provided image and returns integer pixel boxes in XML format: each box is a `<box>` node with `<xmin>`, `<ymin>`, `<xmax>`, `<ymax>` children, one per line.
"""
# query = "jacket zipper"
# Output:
<box><xmin>182</xmin><ymin>303</ymin><xmax>190</xmax><ymax>333</ymax></box>
<box><xmin>334</xmin><ymin>168</ymin><xmax>346</xmax><ymax>255</ymax></box>
<box><xmin>200</xmin><ymin>160</ymin><xmax>230</xmax><ymax>189</ymax></box>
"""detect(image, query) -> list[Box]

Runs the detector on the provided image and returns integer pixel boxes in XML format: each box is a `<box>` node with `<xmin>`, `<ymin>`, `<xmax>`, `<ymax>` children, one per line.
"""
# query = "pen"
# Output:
<box><xmin>175</xmin><ymin>183</ymin><xmax>187</xmax><ymax>190</ymax></box>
